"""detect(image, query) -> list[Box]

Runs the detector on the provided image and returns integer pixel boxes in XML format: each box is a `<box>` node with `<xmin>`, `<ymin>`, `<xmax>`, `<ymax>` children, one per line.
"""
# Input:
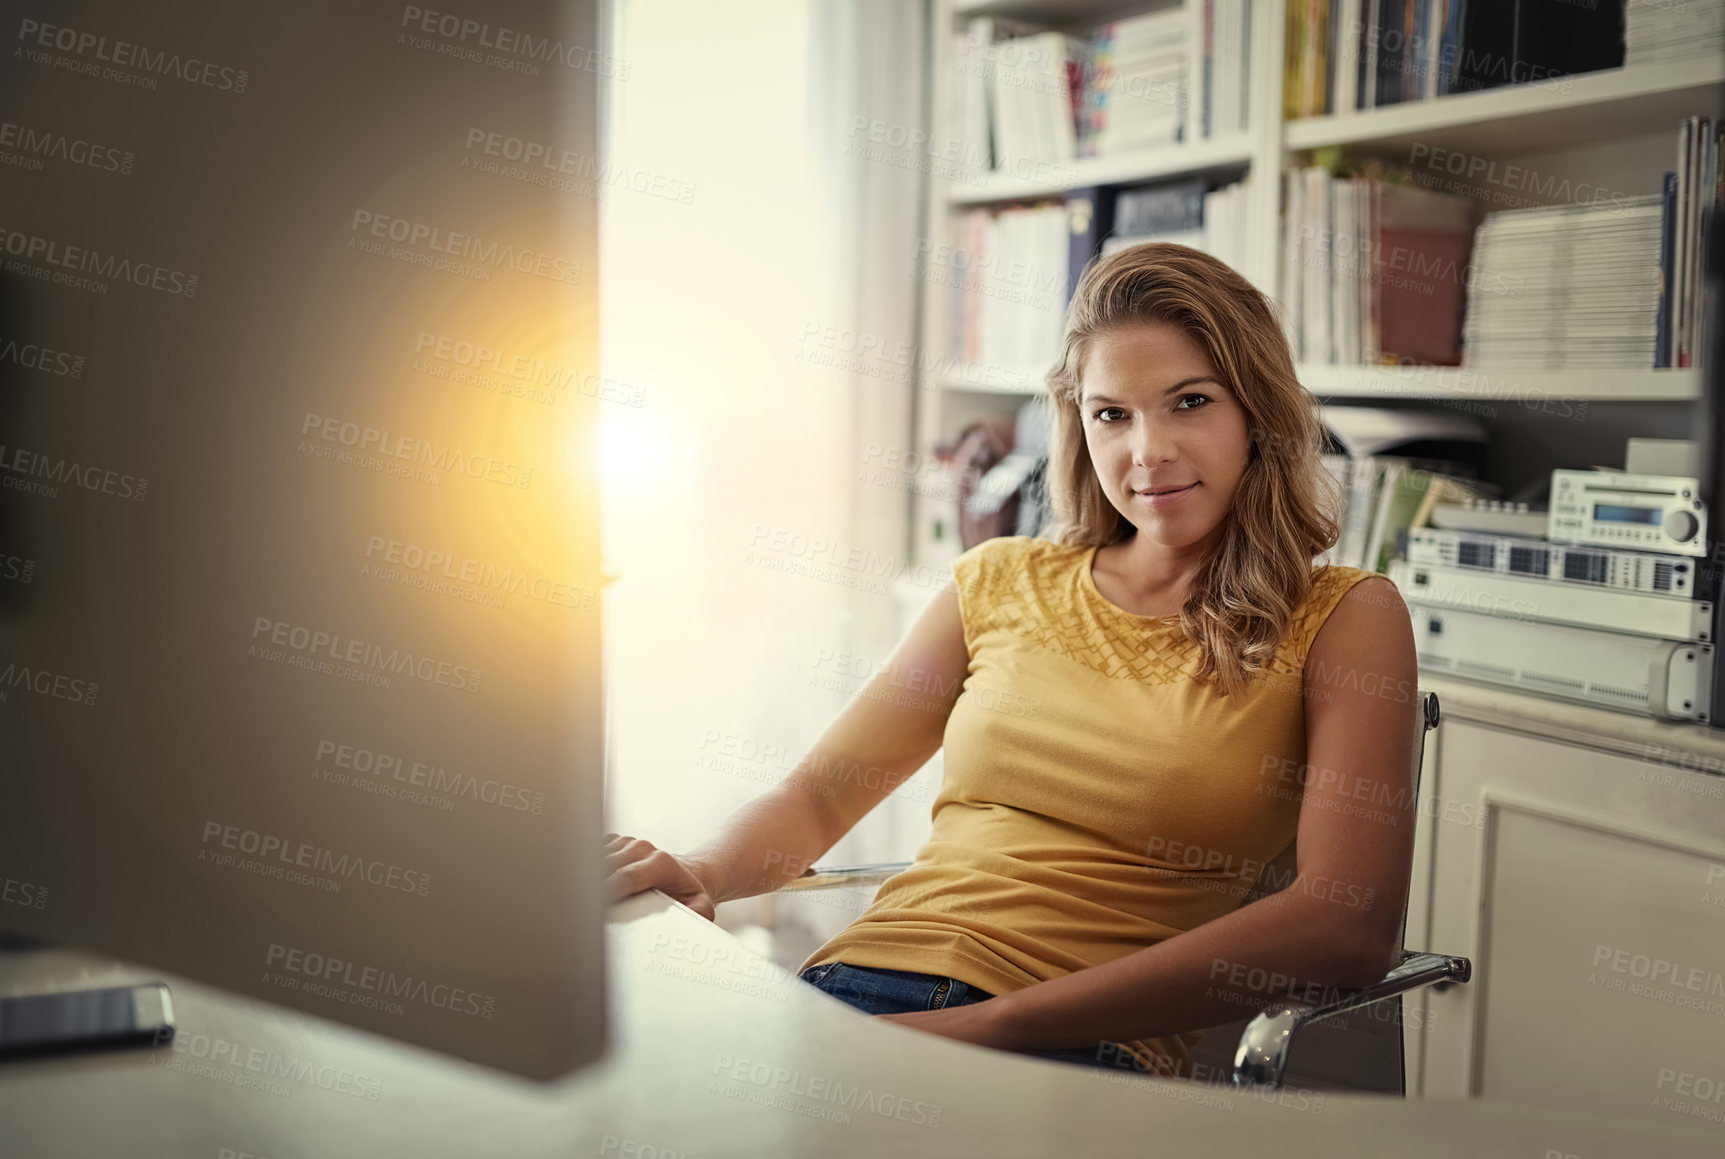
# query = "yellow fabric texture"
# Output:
<box><xmin>799</xmin><ymin>534</ymin><xmax>1381</xmax><ymax>1076</ymax></box>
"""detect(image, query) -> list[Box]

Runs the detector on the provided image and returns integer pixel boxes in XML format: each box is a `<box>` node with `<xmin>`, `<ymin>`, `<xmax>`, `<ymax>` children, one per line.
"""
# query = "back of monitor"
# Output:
<box><xmin>0</xmin><ymin>0</ymin><xmax>607</xmax><ymax>1080</ymax></box>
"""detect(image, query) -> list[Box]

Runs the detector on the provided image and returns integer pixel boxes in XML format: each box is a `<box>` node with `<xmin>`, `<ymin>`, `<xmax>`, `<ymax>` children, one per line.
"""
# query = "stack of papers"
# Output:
<box><xmin>1461</xmin><ymin>197</ymin><xmax>1664</xmax><ymax>370</ymax></box>
<box><xmin>1625</xmin><ymin>0</ymin><xmax>1725</xmax><ymax>66</ymax></box>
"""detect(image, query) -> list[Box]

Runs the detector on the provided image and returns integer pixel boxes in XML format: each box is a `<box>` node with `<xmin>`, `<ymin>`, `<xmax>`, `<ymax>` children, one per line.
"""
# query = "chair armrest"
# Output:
<box><xmin>774</xmin><ymin>862</ymin><xmax>912</xmax><ymax>892</ymax></box>
<box><xmin>1231</xmin><ymin>951</ymin><xmax>1472</xmax><ymax>1088</ymax></box>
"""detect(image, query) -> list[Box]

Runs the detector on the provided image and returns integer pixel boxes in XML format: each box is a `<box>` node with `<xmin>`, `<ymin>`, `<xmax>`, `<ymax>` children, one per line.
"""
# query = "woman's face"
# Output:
<box><xmin>1077</xmin><ymin>321</ymin><xmax>1253</xmax><ymax>553</ymax></box>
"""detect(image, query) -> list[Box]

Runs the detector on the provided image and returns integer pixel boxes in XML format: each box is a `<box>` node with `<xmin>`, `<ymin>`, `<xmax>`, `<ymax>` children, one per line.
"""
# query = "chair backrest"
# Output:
<box><xmin>1189</xmin><ymin>689</ymin><xmax>1439</xmax><ymax>1093</ymax></box>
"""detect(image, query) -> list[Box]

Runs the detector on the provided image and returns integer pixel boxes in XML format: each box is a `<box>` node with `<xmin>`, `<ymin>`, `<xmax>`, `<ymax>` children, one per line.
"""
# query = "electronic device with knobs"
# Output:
<box><xmin>1547</xmin><ymin>470</ymin><xmax>1709</xmax><ymax>556</ymax></box>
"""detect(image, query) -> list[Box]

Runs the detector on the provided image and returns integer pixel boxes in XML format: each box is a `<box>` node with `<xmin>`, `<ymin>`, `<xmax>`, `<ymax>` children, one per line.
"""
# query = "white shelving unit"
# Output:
<box><xmin>947</xmin><ymin>133</ymin><xmax>1254</xmax><ymax>205</ymax></box>
<box><xmin>1284</xmin><ymin>52</ymin><xmax>1725</xmax><ymax>153</ymax></box>
<box><xmin>1295</xmin><ymin>364</ymin><xmax>1703</xmax><ymax>403</ymax></box>
<box><xmin>911</xmin><ymin>0</ymin><xmax>1725</xmax><ymax>580</ymax></box>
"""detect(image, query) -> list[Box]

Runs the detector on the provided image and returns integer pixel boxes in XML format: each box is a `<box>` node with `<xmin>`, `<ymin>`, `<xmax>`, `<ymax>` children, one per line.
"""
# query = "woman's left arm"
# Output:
<box><xmin>885</xmin><ymin>576</ymin><xmax>1419</xmax><ymax>1053</ymax></box>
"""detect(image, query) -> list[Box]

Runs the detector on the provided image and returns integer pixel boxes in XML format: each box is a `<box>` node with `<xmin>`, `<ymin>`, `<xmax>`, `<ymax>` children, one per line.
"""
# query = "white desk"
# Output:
<box><xmin>0</xmin><ymin>892</ymin><xmax>1715</xmax><ymax>1157</ymax></box>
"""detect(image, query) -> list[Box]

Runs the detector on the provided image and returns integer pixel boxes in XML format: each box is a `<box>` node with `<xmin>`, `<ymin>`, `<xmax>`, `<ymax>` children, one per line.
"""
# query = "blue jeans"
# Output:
<box><xmin>796</xmin><ymin>961</ymin><xmax>1124</xmax><ymax>1072</ymax></box>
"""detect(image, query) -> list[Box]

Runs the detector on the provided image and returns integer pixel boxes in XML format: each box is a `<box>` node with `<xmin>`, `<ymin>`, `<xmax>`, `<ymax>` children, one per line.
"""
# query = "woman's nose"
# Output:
<box><xmin>1131</xmin><ymin>418</ymin><xmax>1177</xmax><ymax>467</ymax></box>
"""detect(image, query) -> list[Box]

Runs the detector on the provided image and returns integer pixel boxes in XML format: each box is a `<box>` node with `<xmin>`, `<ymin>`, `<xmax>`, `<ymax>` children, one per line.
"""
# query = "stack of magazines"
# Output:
<box><xmin>1461</xmin><ymin>197</ymin><xmax>1664</xmax><ymax>371</ymax></box>
<box><xmin>1626</xmin><ymin>0</ymin><xmax>1725</xmax><ymax>67</ymax></box>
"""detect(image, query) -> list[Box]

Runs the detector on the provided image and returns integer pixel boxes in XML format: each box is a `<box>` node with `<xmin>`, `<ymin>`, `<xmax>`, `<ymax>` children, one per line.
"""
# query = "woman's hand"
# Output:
<box><xmin>876</xmin><ymin>1001</ymin><xmax>1018</xmax><ymax>1051</ymax></box>
<box><xmin>605</xmin><ymin>834</ymin><xmax>719</xmax><ymax>921</ymax></box>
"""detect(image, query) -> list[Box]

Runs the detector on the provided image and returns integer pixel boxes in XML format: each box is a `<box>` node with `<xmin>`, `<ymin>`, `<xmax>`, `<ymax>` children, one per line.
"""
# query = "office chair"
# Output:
<box><xmin>777</xmin><ymin>689</ymin><xmax>1471</xmax><ymax>1092</ymax></box>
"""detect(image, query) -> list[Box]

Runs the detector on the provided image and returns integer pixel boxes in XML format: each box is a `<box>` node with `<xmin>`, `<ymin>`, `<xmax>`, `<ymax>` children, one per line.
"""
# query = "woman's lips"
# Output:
<box><xmin>1134</xmin><ymin>483</ymin><xmax>1196</xmax><ymax>507</ymax></box>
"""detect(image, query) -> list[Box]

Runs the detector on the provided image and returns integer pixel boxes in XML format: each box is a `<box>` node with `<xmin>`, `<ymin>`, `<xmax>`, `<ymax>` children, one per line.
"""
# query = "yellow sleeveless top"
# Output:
<box><xmin>798</xmin><ymin>534</ymin><xmax>1380</xmax><ymax>1076</ymax></box>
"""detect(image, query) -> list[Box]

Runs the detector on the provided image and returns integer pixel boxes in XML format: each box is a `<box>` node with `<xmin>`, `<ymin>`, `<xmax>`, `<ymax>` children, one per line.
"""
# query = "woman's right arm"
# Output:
<box><xmin>605</xmin><ymin>575</ymin><xmax>971</xmax><ymax>920</ymax></box>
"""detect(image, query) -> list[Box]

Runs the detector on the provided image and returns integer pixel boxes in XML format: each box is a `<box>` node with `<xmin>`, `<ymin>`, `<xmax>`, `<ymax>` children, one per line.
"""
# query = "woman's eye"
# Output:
<box><xmin>1176</xmin><ymin>393</ymin><xmax>1212</xmax><ymax>410</ymax></box>
<box><xmin>1093</xmin><ymin>407</ymin><xmax>1124</xmax><ymax>423</ymax></box>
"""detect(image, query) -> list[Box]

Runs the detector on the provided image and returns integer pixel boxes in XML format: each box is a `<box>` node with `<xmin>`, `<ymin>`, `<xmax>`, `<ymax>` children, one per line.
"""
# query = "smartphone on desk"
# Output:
<box><xmin>0</xmin><ymin>983</ymin><xmax>175</xmax><ymax>1059</ymax></box>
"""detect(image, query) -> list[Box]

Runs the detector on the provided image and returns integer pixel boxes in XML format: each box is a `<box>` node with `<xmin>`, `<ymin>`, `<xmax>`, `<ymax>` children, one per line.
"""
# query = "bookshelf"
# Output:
<box><xmin>909</xmin><ymin>0</ymin><xmax>1724</xmax><ymax>582</ymax></box>
<box><xmin>938</xmin><ymin>363</ymin><xmax>1704</xmax><ymax>402</ymax></box>
<box><xmin>947</xmin><ymin>133</ymin><xmax>1252</xmax><ymax>205</ymax></box>
<box><xmin>1284</xmin><ymin>53</ymin><xmax>1725</xmax><ymax>153</ymax></box>
<box><xmin>954</xmin><ymin>0</ymin><xmax>1156</xmax><ymax>17</ymax></box>
<box><xmin>1297</xmin><ymin>364</ymin><xmax>1703</xmax><ymax>402</ymax></box>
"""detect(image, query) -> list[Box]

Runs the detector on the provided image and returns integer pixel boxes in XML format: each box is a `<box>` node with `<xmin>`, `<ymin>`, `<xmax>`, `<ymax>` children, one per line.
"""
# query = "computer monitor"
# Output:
<box><xmin>0</xmin><ymin>0</ymin><xmax>608</xmax><ymax>1080</ymax></box>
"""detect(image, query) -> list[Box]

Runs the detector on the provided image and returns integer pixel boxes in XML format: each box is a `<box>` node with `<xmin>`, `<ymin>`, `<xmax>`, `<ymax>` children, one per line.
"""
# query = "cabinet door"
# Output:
<box><xmin>1420</xmin><ymin>720</ymin><xmax>1725</xmax><ymax>1129</ymax></box>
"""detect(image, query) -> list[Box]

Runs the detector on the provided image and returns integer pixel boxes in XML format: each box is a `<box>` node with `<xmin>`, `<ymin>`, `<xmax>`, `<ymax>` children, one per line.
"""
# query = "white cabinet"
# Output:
<box><xmin>1411</xmin><ymin>713</ymin><xmax>1725</xmax><ymax>1127</ymax></box>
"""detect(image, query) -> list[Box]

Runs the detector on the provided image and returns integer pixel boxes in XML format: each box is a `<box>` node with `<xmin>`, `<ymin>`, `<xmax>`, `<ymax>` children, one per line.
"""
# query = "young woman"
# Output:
<box><xmin>605</xmin><ymin>243</ymin><xmax>1419</xmax><ymax>1078</ymax></box>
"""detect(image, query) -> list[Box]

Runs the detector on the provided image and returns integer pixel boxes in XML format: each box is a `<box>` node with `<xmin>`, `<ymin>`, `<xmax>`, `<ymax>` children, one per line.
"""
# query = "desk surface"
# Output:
<box><xmin>0</xmin><ymin>892</ymin><xmax>1715</xmax><ymax>1158</ymax></box>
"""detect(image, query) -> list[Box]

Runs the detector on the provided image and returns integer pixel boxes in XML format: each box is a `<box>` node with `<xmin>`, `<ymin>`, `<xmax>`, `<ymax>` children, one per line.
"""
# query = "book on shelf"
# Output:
<box><xmin>1316</xmin><ymin>405</ymin><xmax>1489</xmax><ymax>571</ymax></box>
<box><xmin>1065</xmin><ymin>185</ymin><xmax>1114</xmax><ymax>308</ymax></box>
<box><xmin>1113</xmin><ymin>176</ymin><xmax>1207</xmax><ymax>236</ymax></box>
<box><xmin>1098</xmin><ymin>177</ymin><xmax>1256</xmax><ymax>291</ymax></box>
<box><xmin>1364</xmin><ymin>461</ymin><xmax>1423</xmax><ymax>574</ymax></box>
<box><xmin>1328</xmin><ymin>451</ymin><xmax>1378</xmax><ymax>570</ymax></box>
<box><xmin>1191</xmin><ymin>0</ymin><xmax>1211</xmax><ymax>144</ymax></box>
<box><xmin>955</xmin><ymin>15</ymin><xmax>1043</xmax><ymax>176</ymax></box>
<box><xmin>1361</xmin><ymin>0</ymin><xmax>1385</xmax><ymax>108</ymax></box>
<box><xmin>1394</xmin><ymin>459</ymin><xmax>1483</xmax><ymax>571</ymax></box>
<box><xmin>1376</xmin><ymin>181</ymin><xmax>1475</xmax><ymax>365</ymax></box>
<box><xmin>1300</xmin><ymin>167</ymin><xmax>1333</xmax><ymax>365</ymax></box>
<box><xmin>1286</xmin><ymin>0</ymin><xmax>1631</xmax><ymax>118</ymax></box>
<box><xmin>1217</xmin><ymin>0</ymin><xmax>1250</xmax><ymax>140</ymax></box>
<box><xmin>1104</xmin><ymin>177</ymin><xmax>1206</xmax><ymax>259</ymax></box>
<box><xmin>954</xmin><ymin>16</ymin><xmax>1077</xmax><ymax>177</ymax></box>
<box><xmin>960</xmin><ymin>208</ymin><xmax>987</xmax><ymax>364</ymax></box>
<box><xmin>1318</xmin><ymin>453</ymin><xmax>1487</xmax><ymax>571</ymax></box>
<box><xmin>1364</xmin><ymin>459</ymin><xmax>1407</xmax><ymax>575</ymax></box>
<box><xmin>948</xmin><ymin>174</ymin><xmax>1258</xmax><ymax>377</ymax></box>
<box><xmin>1280</xmin><ymin>167</ymin><xmax>1304</xmax><ymax>358</ymax></box>
<box><xmin>1414</xmin><ymin>0</ymin><xmax>1440</xmax><ymax>102</ymax></box>
<box><xmin>950</xmin><ymin>20</ymin><xmax>999</xmax><ymax>181</ymax></box>
<box><xmin>1308</xmin><ymin>0</ymin><xmax>1329</xmax><ymax>118</ymax></box>
<box><xmin>1437</xmin><ymin>0</ymin><xmax>1466</xmax><ymax>95</ymax></box>
<box><xmin>1658</xmin><ymin>171</ymin><xmax>1676</xmax><ymax>369</ymax></box>
<box><xmin>951</xmin><ymin>202</ymin><xmax>1070</xmax><ymax>377</ymax></box>
<box><xmin>1332</xmin><ymin>0</ymin><xmax>1359</xmax><ymax>114</ymax></box>
<box><xmin>964</xmin><ymin>4</ymin><xmax>1253</xmax><ymax>174</ymax></box>
<box><xmin>1322</xmin><ymin>0</ymin><xmax>1340</xmax><ymax>114</ymax></box>
<box><xmin>1201</xmin><ymin>176</ymin><xmax>1257</xmax><ymax>279</ymax></box>
<box><xmin>1446</xmin><ymin>0</ymin><xmax>1513</xmax><ymax>99</ymax></box>
<box><xmin>1281</xmin><ymin>165</ymin><xmax>1477</xmax><ymax>367</ymax></box>
<box><xmin>1676</xmin><ymin>120</ymin><xmax>1692</xmax><ymax>368</ymax></box>
<box><xmin>1674</xmin><ymin>115</ymin><xmax>1724</xmax><ymax>367</ymax></box>
<box><xmin>990</xmin><ymin>30</ymin><xmax>1084</xmax><ymax>173</ymax></box>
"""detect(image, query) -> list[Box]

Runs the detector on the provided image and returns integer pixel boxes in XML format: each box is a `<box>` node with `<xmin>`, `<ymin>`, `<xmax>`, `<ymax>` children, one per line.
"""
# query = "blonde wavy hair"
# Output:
<box><xmin>1044</xmin><ymin>242</ymin><xmax>1342</xmax><ymax>698</ymax></box>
